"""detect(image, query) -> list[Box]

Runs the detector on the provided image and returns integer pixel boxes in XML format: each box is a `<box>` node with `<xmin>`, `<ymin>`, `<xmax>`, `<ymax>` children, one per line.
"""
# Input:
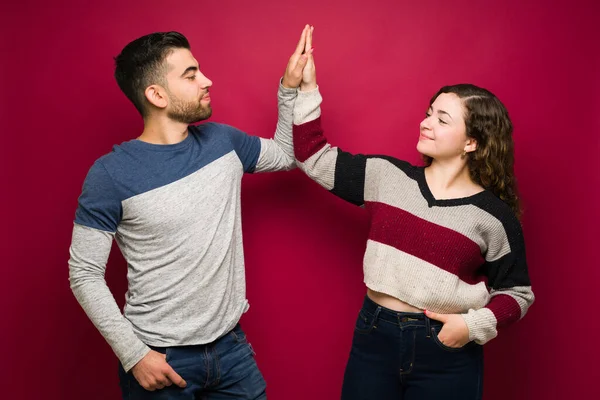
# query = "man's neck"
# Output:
<box><xmin>138</xmin><ymin>116</ymin><xmax>189</xmax><ymax>145</ymax></box>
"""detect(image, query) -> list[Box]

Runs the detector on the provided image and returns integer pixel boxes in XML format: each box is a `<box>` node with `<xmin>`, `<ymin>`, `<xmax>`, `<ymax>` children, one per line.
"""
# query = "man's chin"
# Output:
<box><xmin>199</xmin><ymin>108</ymin><xmax>212</xmax><ymax>120</ymax></box>
<box><xmin>190</xmin><ymin>110</ymin><xmax>212</xmax><ymax>124</ymax></box>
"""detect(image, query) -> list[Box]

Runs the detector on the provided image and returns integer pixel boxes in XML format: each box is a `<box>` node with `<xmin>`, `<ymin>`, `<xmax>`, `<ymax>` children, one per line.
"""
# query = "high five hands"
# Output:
<box><xmin>282</xmin><ymin>25</ymin><xmax>316</xmax><ymax>91</ymax></box>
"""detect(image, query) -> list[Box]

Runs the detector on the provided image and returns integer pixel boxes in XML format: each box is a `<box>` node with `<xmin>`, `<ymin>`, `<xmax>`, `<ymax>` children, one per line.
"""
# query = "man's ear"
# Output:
<box><xmin>145</xmin><ymin>85</ymin><xmax>168</xmax><ymax>109</ymax></box>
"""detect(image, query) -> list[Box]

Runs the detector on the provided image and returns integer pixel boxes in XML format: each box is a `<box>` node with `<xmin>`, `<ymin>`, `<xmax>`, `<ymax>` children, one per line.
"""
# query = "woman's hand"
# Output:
<box><xmin>425</xmin><ymin>310</ymin><xmax>471</xmax><ymax>348</ymax></box>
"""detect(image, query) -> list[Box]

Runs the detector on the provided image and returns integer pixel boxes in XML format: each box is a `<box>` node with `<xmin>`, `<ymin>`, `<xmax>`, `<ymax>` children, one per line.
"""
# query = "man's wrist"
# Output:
<box><xmin>281</xmin><ymin>77</ymin><xmax>298</xmax><ymax>89</ymax></box>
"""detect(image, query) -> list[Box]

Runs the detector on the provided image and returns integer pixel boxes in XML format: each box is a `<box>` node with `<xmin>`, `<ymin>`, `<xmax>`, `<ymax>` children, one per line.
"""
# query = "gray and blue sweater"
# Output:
<box><xmin>68</xmin><ymin>82</ymin><xmax>299</xmax><ymax>372</ymax></box>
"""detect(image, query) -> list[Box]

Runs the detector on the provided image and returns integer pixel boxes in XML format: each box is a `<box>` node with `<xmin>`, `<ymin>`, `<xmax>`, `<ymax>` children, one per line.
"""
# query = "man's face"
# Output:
<box><xmin>163</xmin><ymin>48</ymin><xmax>213</xmax><ymax>124</ymax></box>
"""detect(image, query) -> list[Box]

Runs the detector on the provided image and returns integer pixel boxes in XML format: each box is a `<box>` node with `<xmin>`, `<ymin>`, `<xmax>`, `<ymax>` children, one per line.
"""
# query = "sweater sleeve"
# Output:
<box><xmin>69</xmin><ymin>161</ymin><xmax>150</xmax><ymax>372</ymax></box>
<box><xmin>224</xmin><ymin>79</ymin><xmax>298</xmax><ymax>173</ymax></box>
<box><xmin>461</xmin><ymin>213</ymin><xmax>534</xmax><ymax>344</ymax></box>
<box><xmin>292</xmin><ymin>87</ymin><xmax>373</xmax><ymax>206</ymax></box>
<box><xmin>253</xmin><ymin>79</ymin><xmax>298</xmax><ymax>172</ymax></box>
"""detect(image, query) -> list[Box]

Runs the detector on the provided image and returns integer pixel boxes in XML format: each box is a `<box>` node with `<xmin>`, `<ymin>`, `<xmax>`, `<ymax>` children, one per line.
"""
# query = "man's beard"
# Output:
<box><xmin>167</xmin><ymin>94</ymin><xmax>212</xmax><ymax>124</ymax></box>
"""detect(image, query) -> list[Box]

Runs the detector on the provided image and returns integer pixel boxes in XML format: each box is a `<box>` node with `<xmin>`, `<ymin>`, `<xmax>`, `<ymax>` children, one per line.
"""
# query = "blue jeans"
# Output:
<box><xmin>341</xmin><ymin>296</ymin><xmax>484</xmax><ymax>400</ymax></box>
<box><xmin>119</xmin><ymin>324</ymin><xmax>267</xmax><ymax>400</ymax></box>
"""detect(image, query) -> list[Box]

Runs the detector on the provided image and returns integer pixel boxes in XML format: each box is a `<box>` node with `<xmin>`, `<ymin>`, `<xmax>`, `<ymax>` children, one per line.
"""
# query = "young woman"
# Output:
<box><xmin>292</xmin><ymin>28</ymin><xmax>534</xmax><ymax>400</ymax></box>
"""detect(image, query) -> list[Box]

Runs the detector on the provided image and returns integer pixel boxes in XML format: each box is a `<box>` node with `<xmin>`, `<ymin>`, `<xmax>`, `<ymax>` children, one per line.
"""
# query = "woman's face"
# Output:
<box><xmin>417</xmin><ymin>92</ymin><xmax>476</xmax><ymax>161</ymax></box>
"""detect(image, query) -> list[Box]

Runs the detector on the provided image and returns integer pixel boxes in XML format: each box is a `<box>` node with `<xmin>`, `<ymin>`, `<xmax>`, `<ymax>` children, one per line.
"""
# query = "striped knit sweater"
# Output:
<box><xmin>292</xmin><ymin>88</ymin><xmax>534</xmax><ymax>345</ymax></box>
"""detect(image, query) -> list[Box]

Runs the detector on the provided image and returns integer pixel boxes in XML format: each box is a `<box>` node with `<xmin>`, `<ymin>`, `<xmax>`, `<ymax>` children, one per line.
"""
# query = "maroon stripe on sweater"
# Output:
<box><xmin>365</xmin><ymin>201</ymin><xmax>485</xmax><ymax>284</ymax></box>
<box><xmin>293</xmin><ymin>117</ymin><xmax>328</xmax><ymax>163</ymax></box>
<box><xmin>487</xmin><ymin>294</ymin><xmax>522</xmax><ymax>327</ymax></box>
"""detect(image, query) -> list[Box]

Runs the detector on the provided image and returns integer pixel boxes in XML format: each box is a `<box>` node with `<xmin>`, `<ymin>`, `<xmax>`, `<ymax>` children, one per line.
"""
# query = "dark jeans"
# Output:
<box><xmin>341</xmin><ymin>296</ymin><xmax>484</xmax><ymax>400</ymax></box>
<box><xmin>119</xmin><ymin>324</ymin><xmax>266</xmax><ymax>400</ymax></box>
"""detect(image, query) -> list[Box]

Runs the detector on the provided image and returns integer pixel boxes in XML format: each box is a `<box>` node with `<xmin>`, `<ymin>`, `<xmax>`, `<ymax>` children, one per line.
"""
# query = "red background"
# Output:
<box><xmin>2</xmin><ymin>0</ymin><xmax>599</xmax><ymax>399</ymax></box>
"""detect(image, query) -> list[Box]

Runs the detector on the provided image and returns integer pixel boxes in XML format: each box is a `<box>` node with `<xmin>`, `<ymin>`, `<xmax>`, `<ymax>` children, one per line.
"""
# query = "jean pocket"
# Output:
<box><xmin>230</xmin><ymin>325</ymin><xmax>256</xmax><ymax>357</ymax></box>
<box><xmin>430</xmin><ymin>326</ymin><xmax>472</xmax><ymax>353</ymax></box>
<box><xmin>230</xmin><ymin>325</ymin><xmax>248</xmax><ymax>344</ymax></box>
<box><xmin>354</xmin><ymin>310</ymin><xmax>377</xmax><ymax>335</ymax></box>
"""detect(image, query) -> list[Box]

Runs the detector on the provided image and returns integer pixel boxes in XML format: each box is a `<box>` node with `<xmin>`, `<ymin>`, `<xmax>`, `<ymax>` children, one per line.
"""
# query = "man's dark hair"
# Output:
<box><xmin>114</xmin><ymin>32</ymin><xmax>190</xmax><ymax>116</ymax></box>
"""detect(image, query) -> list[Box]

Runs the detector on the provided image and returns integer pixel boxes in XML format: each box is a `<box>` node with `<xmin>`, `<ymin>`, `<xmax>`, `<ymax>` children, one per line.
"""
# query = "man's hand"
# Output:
<box><xmin>131</xmin><ymin>350</ymin><xmax>187</xmax><ymax>391</ymax></box>
<box><xmin>425</xmin><ymin>310</ymin><xmax>471</xmax><ymax>348</ymax></box>
<box><xmin>282</xmin><ymin>25</ymin><xmax>314</xmax><ymax>89</ymax></box>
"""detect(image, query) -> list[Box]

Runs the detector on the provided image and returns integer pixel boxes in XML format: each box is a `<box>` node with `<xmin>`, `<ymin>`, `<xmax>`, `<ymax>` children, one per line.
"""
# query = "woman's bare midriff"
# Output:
<box><xmin>367</xmin><ymin>289</ymin><xmax>423</xmax><ymax>313</ymax></box>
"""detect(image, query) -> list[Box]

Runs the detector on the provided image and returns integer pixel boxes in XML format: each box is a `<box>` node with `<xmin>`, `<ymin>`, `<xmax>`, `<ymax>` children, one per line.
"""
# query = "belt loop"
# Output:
<box><xmin>373</xmin><ymin>306</ymin><xmax>381</xmax><ymax>327</ymax></box>
<box><xmin>425</xmin><ymin>312</ymin><xmax>431</xmax><ymax>338</ymax></box>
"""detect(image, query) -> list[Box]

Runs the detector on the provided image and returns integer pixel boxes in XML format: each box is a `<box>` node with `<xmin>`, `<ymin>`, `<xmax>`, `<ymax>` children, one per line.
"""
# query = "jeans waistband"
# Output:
<box><xmin>146</xmin><ymin>323</ymin><xmax>242</xmax><ymax>352</ymax></box>
<box><xmin>361</xmin><ymin>295</ymin><xmax>442</xmax><ymax>327</ymax></box>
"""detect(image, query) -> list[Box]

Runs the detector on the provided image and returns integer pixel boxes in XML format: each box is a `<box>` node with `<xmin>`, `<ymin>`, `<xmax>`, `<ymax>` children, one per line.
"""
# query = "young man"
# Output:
<box><xmin>68</xmin><ymin>26</ymin><xmax>313</xmax><ymax>399</ymax></box>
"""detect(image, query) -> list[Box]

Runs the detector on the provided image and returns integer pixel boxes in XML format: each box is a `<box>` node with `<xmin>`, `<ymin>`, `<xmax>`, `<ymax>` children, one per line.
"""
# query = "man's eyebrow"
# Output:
<box><xmin>180</xmin><ymin>66</ymin><xmax>198</xmax><ymax>77</ymax></box>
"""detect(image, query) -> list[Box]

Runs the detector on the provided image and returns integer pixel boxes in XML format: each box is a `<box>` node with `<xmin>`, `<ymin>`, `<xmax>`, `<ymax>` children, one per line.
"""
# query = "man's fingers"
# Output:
<box><xmin>166</xmin><ymin>368</ymin><xmax>187</xmax><ymax>388</ymax></box>
<box><xmin>294</xmin><ymin>25</ymin><xmax>309</xmax><ymax>55</ymax></box>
